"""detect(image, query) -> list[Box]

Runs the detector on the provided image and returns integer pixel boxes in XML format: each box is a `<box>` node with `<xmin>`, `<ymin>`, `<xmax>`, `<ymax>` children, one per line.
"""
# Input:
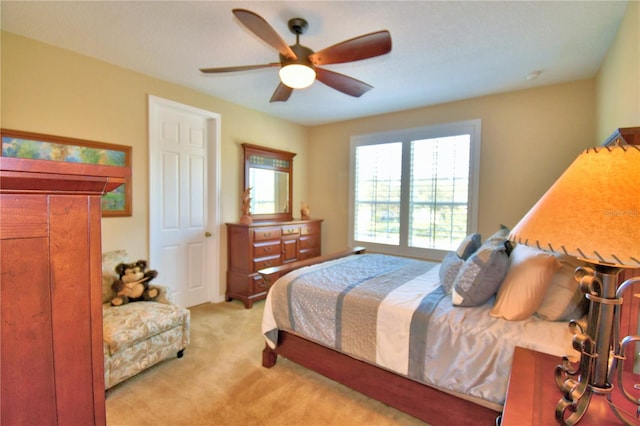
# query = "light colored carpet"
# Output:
<box><xmin>105</xmin><ymin>300</ymin><xmax>426</xmax><ymax>426</ymax></box>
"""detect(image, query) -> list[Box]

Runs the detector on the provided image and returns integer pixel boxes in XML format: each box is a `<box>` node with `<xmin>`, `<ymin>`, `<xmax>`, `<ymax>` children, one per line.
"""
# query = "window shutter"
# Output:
<box><xmin>409</xmin><ymin>136</ymin><xmax>470</xmax><ymax>250</ymax></box>
<box><xmin>354</xmin><ymin>142</ymin><xmax>402</xmax><ymax>245</ymax></box>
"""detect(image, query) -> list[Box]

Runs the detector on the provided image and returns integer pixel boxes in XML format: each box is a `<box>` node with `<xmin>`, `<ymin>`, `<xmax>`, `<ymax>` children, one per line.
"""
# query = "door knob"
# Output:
<box><xmin>205</xmin><ymin>231</ymin><xmax>212</xmax><ymax>237</ymax></box>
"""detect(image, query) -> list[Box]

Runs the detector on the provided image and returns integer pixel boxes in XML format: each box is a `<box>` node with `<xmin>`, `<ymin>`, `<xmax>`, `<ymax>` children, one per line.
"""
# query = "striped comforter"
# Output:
<box><xmin>262</xmin><ymin>253</ymin><xmax>577</xmax><ymax>407</ymax></box>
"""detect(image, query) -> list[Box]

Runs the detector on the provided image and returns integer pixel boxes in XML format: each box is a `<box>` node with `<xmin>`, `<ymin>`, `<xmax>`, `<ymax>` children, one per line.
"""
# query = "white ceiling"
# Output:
<box><xmin>0</xmin><ymin>1</ymin><xmax>628</xmax><ymax>126</ymax></box>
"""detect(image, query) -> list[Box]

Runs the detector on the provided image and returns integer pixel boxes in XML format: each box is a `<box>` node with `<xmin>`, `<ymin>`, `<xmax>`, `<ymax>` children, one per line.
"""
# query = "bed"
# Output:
<box><xmin>260</xmin><ymin>242</ymin><xmax>583</xmax><ymax>425</ymax></box>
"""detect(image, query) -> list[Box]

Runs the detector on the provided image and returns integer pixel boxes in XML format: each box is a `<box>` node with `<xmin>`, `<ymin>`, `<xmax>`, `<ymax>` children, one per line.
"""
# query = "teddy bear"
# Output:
<box><xmin>110</xmin><ymin>260</ymin><xmax>160</xmax><ymax>306</ymax></box>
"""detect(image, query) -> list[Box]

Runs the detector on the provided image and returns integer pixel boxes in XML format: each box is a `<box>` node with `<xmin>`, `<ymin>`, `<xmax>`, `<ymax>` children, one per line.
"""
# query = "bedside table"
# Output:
<box><xmin>501</xmin><ymin>346</ymin><xmax>639</xmax><ymax>425</ymax></box>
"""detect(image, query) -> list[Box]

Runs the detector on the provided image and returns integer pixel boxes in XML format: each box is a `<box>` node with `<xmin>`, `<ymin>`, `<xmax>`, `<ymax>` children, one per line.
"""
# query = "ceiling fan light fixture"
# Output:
<box><xmin>279</xmin><ymin>64</ymin><xmax>316</xmax><ymax>89</ymax></box>
<box><xmin>201</xmin><ymin>10</ymin><xmax>392</xmax><ymax>101</ymax></box>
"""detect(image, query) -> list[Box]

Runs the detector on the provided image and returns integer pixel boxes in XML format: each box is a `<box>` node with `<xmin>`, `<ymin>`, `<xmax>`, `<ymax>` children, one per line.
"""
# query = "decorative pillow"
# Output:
<box><xmin>455</xmin><ymin>233</ymin><xmax>482</xmax><ymax>260</ymax></box>
<box><xmin>485</xmin><ymin>225</ymin><xmax>509</xmax><ymax>243</ymax></box>
<box><xmin>536</xmin><ymin>255</ymin><xmax>589</xmax><ymax>321</ymax></box>
<box><xmin>102</xmin><ymin>250</ymin><xmax>128</xmax><ymax>304</ymax></box>
<box><xmin>490</xmin><ymin>244</ymin><xmax>559</xmax><ymax>321</ymax></box>
<box><xmin>451</xmin><ymin>239</ymin><xmax>510</xmax><ymax>307</ymax></box>
<box><xmin>439</xmin><ymin>252</ymin><xmax>464</xmax><ymax>294</ymax></box>
<box><xmin>484</xmin><ymin>225</ymin><xmax>513</xmax><ymax>255</ymax></box>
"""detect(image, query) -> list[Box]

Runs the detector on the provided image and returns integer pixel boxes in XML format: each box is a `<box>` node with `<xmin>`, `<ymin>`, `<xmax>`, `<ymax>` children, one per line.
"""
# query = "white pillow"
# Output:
<box><xmin>490</xmin><ymin>244</ymin><xmax>559</xmax><ymax>321</ymax></box>
<box><xmin>536</xmin><ymin>255</ymin><xmax>589</xmax><ymax>321</ymax></box>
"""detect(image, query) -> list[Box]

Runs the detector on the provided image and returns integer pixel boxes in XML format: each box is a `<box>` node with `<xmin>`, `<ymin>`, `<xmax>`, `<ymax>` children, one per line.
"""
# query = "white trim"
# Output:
<box><xmin>349</xmin><ymin>119</ymin><xmax>481</xmax><ymax>261</ymax></box>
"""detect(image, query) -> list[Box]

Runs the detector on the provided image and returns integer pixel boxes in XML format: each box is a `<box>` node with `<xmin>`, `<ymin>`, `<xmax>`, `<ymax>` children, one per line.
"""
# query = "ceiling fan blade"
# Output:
<box><xmin>200</xmin><ymin>63</ymin><xmax>280</xmax><ymax>73</ymax></box>
<box><xmin>315</xmin><ymin>68</ymin><xmax>373</xmax><ymax>97</ymax></box>
<box><xmin>233</xmin><ymin>9</ymin><xmax>297</xmax><ymax>60</ymax></box>
<box><xmin>309</xmin><ymin>30</ymin><xmax>392</xmax><ymax>65</ymax></box>
<box><xmin>269</xmin><ymin>83</ymin><xmax>294</xmax><ymax>102</ymax></box>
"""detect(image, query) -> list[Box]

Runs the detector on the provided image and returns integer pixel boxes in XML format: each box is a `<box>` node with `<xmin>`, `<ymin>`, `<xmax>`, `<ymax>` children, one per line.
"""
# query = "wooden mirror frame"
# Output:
<box><xmin>243</xmin><ymin>143</ymin><xmax>295</xmax><ymax>222</ymax></box>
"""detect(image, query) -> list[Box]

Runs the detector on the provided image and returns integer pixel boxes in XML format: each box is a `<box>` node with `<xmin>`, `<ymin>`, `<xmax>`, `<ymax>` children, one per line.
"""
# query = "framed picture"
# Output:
<box><xmin>1</xmin><ymin>129</ymin><xmax>132</xmax><ymax>217</ymax></box>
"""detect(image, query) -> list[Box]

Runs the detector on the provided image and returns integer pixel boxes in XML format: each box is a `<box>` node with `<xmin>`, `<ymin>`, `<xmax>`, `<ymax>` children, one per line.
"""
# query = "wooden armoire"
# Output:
<box><xmin>0</xmin><ymin>157</ymin><xmax>129</xmax><ymax>425</ymax></box>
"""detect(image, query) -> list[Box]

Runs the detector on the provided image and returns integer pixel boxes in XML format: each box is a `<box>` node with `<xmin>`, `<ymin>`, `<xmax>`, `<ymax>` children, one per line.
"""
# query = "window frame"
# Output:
<box><xmin>348</xmin><ymin>119</ymin><xmax>481</xmax><ymax>261</ymax></box>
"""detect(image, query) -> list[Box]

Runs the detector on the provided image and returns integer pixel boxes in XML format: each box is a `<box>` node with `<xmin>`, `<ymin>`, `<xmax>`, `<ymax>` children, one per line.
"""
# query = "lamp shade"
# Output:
<box><xmin>510</xmin><ymin>145</ymin><xmax>640</xmax><ymax>267</ymax></box>
<box><xmin>279</xmin><ymin>64</ymin><xmax>316</xmax><ymax>89</ymax></box>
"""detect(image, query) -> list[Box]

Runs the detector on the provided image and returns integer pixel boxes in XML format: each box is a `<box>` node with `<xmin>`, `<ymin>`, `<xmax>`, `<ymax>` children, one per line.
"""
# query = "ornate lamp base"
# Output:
<box><xmin>555</xmin><ymin>265</ymin><xmax>640</xmax><ymax>425</ymax></box>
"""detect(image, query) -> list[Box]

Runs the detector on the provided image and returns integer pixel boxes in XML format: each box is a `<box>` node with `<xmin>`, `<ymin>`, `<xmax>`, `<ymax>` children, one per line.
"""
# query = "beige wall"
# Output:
<box><xmin>596</xmin><ymin>0</ymin><xmax>640</xmax><ymax>140</ymax></box>
<box><xmin>308</xmin><ymin>1</ymin><xmax>640</xmax><ymax>252</ymax></box>
<box><xmin>310</xmin><ymin>1</ymin><xmax>640</xmax><ymax>256</ymax></box>
<box><xmin>0</xmin><ymin>32</ymin><xmax>309</xmax><ymax>301</ymax></box>
<box><xmin>2</xmin><ymin>0</ymin><xmax>637</xmax><ymax>296</ymax></box>
<box><xmin>308</xmin><ymin>80</ymin><xmax>596</xmax><ymax>255</ymax></box>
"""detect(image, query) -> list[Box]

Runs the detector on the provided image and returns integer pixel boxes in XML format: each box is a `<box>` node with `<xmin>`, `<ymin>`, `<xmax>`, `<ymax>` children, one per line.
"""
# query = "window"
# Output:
<box><xmin>349</xmin><ymin>120</ymin><xmax>481</xmax><ymax>260</ymax></box>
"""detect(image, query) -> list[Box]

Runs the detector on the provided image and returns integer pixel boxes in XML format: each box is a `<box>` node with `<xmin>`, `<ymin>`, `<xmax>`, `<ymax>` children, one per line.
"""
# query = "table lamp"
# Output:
<box><xmin>509</xmin><ymin>142</ymin><xmax>640</xmax><ymax>425</ymax></box>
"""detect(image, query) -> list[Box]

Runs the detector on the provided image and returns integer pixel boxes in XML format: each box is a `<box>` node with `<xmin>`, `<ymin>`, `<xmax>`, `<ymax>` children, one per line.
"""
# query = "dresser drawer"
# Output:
<box><xmin>299</xmin><ymin>235</ymin><xmax>319</xmax><ymax>249</ymax></box>
<box><xmin>282</xmin><ymin>225</ymin><xmax>300</xmax><ymax>236</ymax></box>
<box><xmin>251</xmin><ymin>274</ymin><xmax>269</xmax><ymax>295</ymax></box>
<box><xmin>300</xmin><ymin>223</ymin><xmax>320</xmax><ymax>235</ymax></box>
<box><xmin>253</xmin><ymin>255</ymin><xmax>282</xmax><ymax>272</ymax></box>
<box><xmin>254</xmin><ymin>227</ymin><xmax>281</xmax><ymax>241</ymax></box>
<box><xmin>253</xmin><ymin>241</ymin><xmax>281</xmax><ymax>257</ymax></box>
<box><xmin>299</xmin><ymin>247</ymin><xmax>321</xmax><ymax>260</ymax></box>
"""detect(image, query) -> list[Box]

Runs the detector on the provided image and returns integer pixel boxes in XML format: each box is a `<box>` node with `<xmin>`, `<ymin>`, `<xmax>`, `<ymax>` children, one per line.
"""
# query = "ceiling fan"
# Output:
<box><xmin>199</xmin><ymin>9</ymin><xmax>392</xmax><ymax>102</ymax></box>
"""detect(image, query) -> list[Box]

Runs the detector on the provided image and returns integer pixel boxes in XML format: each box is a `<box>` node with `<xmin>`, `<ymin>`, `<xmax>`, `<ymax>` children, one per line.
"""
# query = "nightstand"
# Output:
<box><xmin>501</xmin><ymin>346</ymin><xmax>639</xmax><ymax>425</ymax></box>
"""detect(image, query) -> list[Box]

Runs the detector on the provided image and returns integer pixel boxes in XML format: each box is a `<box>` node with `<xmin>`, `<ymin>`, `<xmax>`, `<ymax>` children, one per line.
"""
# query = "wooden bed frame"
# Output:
<box><xmin>259</xmin><ymin>248</ymin><xmax>501</xmax><ymax>425</ymax></box>
<box><xmin>257</xmin><ymin>128</ymin><xmax>640</xmax><ymax>424</ymax></box>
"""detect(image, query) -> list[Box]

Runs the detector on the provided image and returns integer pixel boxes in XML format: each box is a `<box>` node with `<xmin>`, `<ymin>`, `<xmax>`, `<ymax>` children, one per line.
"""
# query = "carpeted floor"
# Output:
<box><xmin>105</xmin><ymin>300</ymin><xmax>426</xmax><ymax>426</ymax></box>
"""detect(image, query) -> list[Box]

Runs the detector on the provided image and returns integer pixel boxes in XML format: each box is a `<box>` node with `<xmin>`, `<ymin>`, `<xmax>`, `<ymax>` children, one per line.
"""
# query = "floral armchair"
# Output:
<box><xmin>101</xmin><ymin>250</ymin><xmax>190</xmax><ymax>389</ymax></box>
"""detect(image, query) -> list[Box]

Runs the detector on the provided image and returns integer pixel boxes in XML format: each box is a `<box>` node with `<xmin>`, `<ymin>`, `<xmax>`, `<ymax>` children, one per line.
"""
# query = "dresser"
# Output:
<box><xmin>0</xmin><ymin>157</ymin><xmax>129</xmax><ymax>425</ymax></box>
<box><xmin>226</xmin><ymin>219</ymin><xmax>323</xmax><ymax>308</ymax></box>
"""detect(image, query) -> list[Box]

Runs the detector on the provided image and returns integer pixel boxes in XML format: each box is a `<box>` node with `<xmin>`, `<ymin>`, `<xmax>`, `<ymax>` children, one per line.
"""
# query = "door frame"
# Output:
<box><xmin>147</xmin><ymin>94</ymin><xmax>223</xmax><ymax>304</ymax></box>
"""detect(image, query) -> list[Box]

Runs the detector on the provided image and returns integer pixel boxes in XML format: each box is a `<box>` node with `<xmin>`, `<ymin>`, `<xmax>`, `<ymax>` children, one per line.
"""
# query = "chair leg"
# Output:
<box><xmin>177</xmin><ymin>349</ymin><xmax>185</xmax><ymax>358</ymax></box>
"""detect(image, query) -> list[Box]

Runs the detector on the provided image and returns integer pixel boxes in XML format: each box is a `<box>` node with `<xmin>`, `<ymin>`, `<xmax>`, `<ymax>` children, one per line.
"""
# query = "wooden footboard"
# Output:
<box><xmin>263</xmin><ymin>330</ymin><xmax>501</xmax><ymax>425</ymax></box>
<box><xmin>260</xmin><ymin>247</ymin><xmax>501</xmax><ymax>424</ymax></box>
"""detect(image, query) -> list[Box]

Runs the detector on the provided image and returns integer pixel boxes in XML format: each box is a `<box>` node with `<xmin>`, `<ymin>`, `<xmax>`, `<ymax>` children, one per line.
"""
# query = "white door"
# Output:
<box><xmin>148</xmin><ymin>95</ymin><xmax>221</xmax><ymax>307</ymax></box>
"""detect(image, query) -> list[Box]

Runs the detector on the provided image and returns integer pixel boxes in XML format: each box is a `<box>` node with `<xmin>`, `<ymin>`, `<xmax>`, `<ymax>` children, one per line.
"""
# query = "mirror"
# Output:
<box><xmin>243</xmin><ymin>143</ymin><xmax>295</xmax><ymax>222</ymax></box>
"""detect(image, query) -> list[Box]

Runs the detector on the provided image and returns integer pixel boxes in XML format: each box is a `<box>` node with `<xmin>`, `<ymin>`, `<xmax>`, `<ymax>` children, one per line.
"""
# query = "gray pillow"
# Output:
<box><xmin>439</xmin><ymin>251</ymin><xmax>464</xmax><ymax>294</ymax></box>
<box><xmin>455</xmin><ymin>233</ymin><xmax>482</xmax><ymax>260</ymax></box>
<box><xmin>452</xmin><ymin>240</ymin><xmax>510</xmax><ymax>307</ymax></box>
<box><xmin>486</xmin><ymin>224</ymin><xmax>510</xmax><ymax>242</ymax></box>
